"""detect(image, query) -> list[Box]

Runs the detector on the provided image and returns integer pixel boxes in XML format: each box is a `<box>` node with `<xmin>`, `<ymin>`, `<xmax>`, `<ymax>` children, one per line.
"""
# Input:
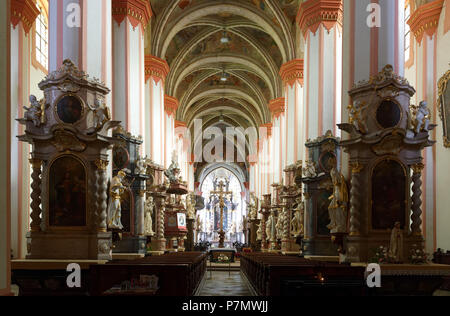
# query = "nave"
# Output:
<box><xmin>2</xmin><ymin>0</ymin><xmax>450</xmax><ymax>299</ymax></box>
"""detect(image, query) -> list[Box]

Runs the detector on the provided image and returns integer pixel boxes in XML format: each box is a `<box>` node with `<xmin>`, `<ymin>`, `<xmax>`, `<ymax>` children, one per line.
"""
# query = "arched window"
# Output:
<box><xmin>405</xmin><ymin>0</ymin><xmax>414</xmax><ymax>68</ymax></box>
<box><xmin>32</xmin><ymin>0</ymin><xmax>48</xmax><ymax>72</ymax></box>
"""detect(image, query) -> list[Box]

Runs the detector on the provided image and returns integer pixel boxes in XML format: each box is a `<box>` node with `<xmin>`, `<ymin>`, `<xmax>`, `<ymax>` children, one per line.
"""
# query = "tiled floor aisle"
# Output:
<box><xmin>197</xmin><ymin>271</ymin><xmax>252</xmax><ymax>296</ymax></box>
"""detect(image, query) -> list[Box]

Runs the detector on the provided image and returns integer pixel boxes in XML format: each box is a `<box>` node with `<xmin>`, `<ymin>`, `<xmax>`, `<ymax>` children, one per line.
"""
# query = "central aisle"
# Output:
<box><xmin>197</xmin><ymin>269</ymin><xmax>253</xmax><ymax>296</ymax></box>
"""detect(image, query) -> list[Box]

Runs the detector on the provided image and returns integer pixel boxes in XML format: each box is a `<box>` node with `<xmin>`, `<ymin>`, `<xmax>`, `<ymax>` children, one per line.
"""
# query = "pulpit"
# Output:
<box><xmin>18</xmin><ymin>59</ymin><xmax>120</xmax><ymax>260</ymax></box>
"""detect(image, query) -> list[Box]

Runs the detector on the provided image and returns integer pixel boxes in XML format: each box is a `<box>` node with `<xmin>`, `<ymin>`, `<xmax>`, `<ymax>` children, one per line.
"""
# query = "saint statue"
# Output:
<box><xmin>291</xmin><ymin>198</ymin><xmax>304</xmax><ymax>237</ymax></box>
<box><xmin>248</xmin><ymin>193</ymin><xmax>258</xmax><ymax>220</ymax></box>
<box><xmin>196</xmin><ymin>214</ymin><xmax>202</xmax><ymax>231</ymax></box>
<box><xmin>144</xmin><ymin>196</ymin><xmax>155</xmax><ymax>236</ymax></box>
<box><xmin>107</xmin><ymin>170</ymin><xmax>127</xmax><ymax>230</ymax></box>
<box><xmin>327</xmin><ymin>161</ymin><xmax>349</xmax><ymax>234</ymax></box>
<box><xmin>389</xmin><ymin>222</ymin><xmax>404</xmax><ymax>263</ymax></box>
<box><xmin>275</xmin><ymin>209</ymin><xmax>284</xmax><ymax>240</ymax></box>
<box><xmin>266</xmin><ymin>211</ymin><xmax>277</xmax><ymax>242</ymax></box>
<box><xmin>256</xmin><ymin>222</ymin><xmax>262</xmax><ymax>241</ymax></box>
<box><xmin>186</xmin><ymin>193</ymin><xmax>196</xmax><ymax>219</ymax></box>
<box><xmin>164</xmin><ymin>150</ymin><xmax>181</xmax><ymax>183</ymax></box>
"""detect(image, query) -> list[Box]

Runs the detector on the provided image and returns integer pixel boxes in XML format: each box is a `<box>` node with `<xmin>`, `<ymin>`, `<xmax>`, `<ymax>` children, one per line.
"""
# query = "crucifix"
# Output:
<box><xmin>210</xmin><ymin>180</ymin><xmax>233</xmax><ymax>248</ymax></box>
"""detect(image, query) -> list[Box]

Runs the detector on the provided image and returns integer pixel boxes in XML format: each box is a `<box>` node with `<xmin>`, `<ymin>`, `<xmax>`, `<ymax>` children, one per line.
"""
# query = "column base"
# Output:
<box><xmin>151</xmin><ymin>238</ymin><xmax>166</xmax><ymax>252</ymax></box>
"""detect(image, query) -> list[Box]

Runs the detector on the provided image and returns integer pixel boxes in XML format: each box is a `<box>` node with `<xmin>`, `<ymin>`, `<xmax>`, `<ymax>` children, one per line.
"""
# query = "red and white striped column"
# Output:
<box><xmin>112</xmin><ymin>0</ymin><xmax>151</xmax><ymax>142</ymax></box>
<box><xmin>279</xmin><ymin>59</ymin><xmax>305</xmax><ymax>166</ymax></box>
<box><xmin>145</xmin><ymin>55</ymin><xmax>169</xmax><ymax>166</ymax></box>
<box><xmin>258</xmin><ymin>124</ymin><xmax>272</xmax><ymax>196</ymax></box>
<box><xmin>297</xmin><ymin>0</ymin><xmax>343</xmax><ymax>141</ymax></box>
<box><xmin>0</xmin><ymin>0</ymin><xmax>12</xmax><ymax>296</ymax></box>
<box><xmin>10</xmin><ymin>0</ymin><xmax>39</xmax><ymax>260</ymax></box>
<box><xmin>268</xmin><ymin>98</ymin><xmax>285</xmax><ymax>184</ymax></box>
<box><xmin>342</xmin><ymin>0</ymin><xmax>405</xmax><ymax>126</ymax></box>
<box><xmin>408</xmin><ymin>0</ymin><xmax>444</xmax><ymax>252</ymax></box>
<box><xmin>49</xmin><ymin>0</ymin><xmax>113</xmax><ymax>97</ymax></box>
<box><xmin>174</xmin><ymin>120</ymin><xmax>191</xmax><ymax>184</ymax></box>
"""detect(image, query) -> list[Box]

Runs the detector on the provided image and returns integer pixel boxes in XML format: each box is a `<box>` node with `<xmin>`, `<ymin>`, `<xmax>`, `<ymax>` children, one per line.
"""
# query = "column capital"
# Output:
<box><xmin>145</xmin><ymin>55</ymin><xmax>170</xmax><ymax>84</ymax></box>
<box><xmin>175</xmin><ymin>120</ymin><xmax>187</xmax><ymax>129</ymax></box>
<box><xmin>280</xmin><ymin>59</ymin><xmax>304</xmax><ymax>87</ymax></box>
<box><xmin>408</xmin><ymin>0</ymin><xmax>444</xmax><ymax>44</ymax></box>
<box><xmin>296</xmin><ymin>0</ymin><xmax>343</xmax><ymax>37</ymax></box>
<box><xmin>112</xmin><ymin>0</ymin><xmax>153</xmax><ymax>31</ymax></box>
<box><xmin>268</xmin><ymin>98</ymin><xmax>285</xmax><ymax>119</ymax></box>
<box><xmin>164</xmin><ymin>95</ymin><xmax>179</xmax><ymax>117</ymax></box>
<box><xmin>11</xmin><ymin>0</ymin><xmax>40</xmax><ymax>34</ymax></box>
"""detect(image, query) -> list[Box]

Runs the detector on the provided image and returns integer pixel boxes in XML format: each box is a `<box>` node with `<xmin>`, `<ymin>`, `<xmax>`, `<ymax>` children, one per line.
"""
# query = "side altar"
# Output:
<box><xmin>18</xmin><ymin>60</ymin><xmax>120</xmax><ymax>260</ymax></box>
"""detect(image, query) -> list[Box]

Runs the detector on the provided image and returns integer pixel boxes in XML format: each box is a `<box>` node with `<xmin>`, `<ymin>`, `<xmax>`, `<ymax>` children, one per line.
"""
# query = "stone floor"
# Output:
<box><xmin>197</xmin><ymin>270</ymin><xmax>253</xmax><ymax>296</ymax></box>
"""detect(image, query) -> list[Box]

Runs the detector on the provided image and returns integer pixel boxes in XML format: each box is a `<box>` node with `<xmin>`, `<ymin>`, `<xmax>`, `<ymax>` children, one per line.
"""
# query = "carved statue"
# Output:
<box><xmin>196</xmin><ymin>214</ymin><xmax>202</xmax><ymax>231</ymax></box>
<box><xmin>327</xmin><ymin>163</ymin><xmax>349</xmax><ymax>234</ymax></box>
<box><xmin>248</xmin><ymin>193</ymin><xmax>258</xmax><ymax>220</ymax></box>
<box><xmin>410</xmin><ymin>101</ymin><xmax>430</xmax><ymax>134</ymax></box>
<box><xmin>347</xmin><ymin>101</ymin><xmax>368</xmax><ymax>134</ymax></box>
<box><xmin>144</xmin><ymin>196</ymin><xmax>155</xmax><ymax>236</ymax></box>
<box><xmin>389</xmin><ymin>222</ymin><xmax>404</xmax><ymax>263</ymax></box>
<box><xmin>186</xmin><ymin>194</ymin><xmax>196</xmax><ymax>219</ymax></box>
<box><xmin>291</xmin><ymin>198</ymin><xmax>304</xmax><ymax>237</ymax></box>
<box><xmin>256</xmin><ymin>222</ymin><xmax>262</xmax><ymax>241</ymax></box>
<box><xmin>92</xmin><ymin>98</ymin><xmax>111</xmax><ymax>130</ymax></box>
<box><xmin>24</xmin><ymin>95</ymin><xmax>46</xmax><ymax>127</ymax></box>
<box><xmin>164</xmin><ymin>150</ymin><xmax>180</xmax><ymax>183</ymax></box>
<box><xmin>266</xmin><ymin>211</ymin><xmax>277</xmax><ymax>241</ymax></box>
<box><xmin>135</xmin><ymin>155</ymin><xmax>147</xmax><ymax>175</ymax></box>
<box><xmin>302</xmin><ymin>161</ymin><xmax>317</xmax><ymax>178</ymax></box>
<box><xmin>107</xmin><ymin>170</ymin><xmax>127</xmax><ymax>230</ymax></box>
<box><xmin>276</xmin><ymin>210</ymin><xmax>284</xmax><ymax>240</ymax></box>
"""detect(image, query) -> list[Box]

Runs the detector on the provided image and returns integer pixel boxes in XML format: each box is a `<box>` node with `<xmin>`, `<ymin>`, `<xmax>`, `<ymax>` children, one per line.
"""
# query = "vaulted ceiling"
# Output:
<box><xmin>149</xmin><ymin>0</ymin><xmax>302</xmax><ymax>174</ymax></box>
<box><xmin>150</xmin><ymin>0</ymin><xmax>302</xmax><ymax>130</ymax></box>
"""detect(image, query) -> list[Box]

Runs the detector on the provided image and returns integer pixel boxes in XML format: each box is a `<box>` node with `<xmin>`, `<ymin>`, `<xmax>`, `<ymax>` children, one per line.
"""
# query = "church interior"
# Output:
<box><xmin>1</xmin><ymin>0</ymin><xmax>450</xmax><ymax>298</ymax></box>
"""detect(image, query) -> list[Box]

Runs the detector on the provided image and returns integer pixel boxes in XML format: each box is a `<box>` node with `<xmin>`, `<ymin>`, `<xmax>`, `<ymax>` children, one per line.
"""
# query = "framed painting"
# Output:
<box><xmin>371</xmin><ymin>159</ymin><xmax>407</xmax><ymax>230</ymax></box>
<box><xmin>49</xmin><ymin>155</ymin><xmax>87</xmax><ymax>227</ymax></box>
<box><xmin>438</xmin><ymin>69</ymin><xmax>450</xmax><ymax>148</ymax></box>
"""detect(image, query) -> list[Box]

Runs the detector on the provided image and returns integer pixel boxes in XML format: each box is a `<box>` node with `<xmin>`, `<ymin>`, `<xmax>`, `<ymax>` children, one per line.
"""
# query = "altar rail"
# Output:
<box><xmin>240</xmin><ymin>253</ymin><xmax>365</xmax><ymax>296</ymax></box>
<box><xmin>90</xmin><ymin>252</ymin><xmax>207</xmax><ymax>296</ymax></box>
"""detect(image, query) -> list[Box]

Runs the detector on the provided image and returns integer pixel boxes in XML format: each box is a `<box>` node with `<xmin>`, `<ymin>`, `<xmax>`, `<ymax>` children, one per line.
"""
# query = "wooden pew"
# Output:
<box><xmin>241</xmin><ymin>253</ymin><xmax>365</xmax><ymax>296</ymax></box>
<box><xmin>90</xmin><ymin>252</ymin><xmax>207</xmax><ymax>296</ymax></box>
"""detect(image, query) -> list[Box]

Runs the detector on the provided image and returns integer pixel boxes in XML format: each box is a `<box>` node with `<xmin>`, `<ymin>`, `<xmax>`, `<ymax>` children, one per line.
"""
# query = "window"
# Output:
<box><xmin>33</xmin><ymin>3</ymin><xmax>48</xmax><ymax>72</ymax></box>
<box><xmin>404</xmin><ymin>0</ymin><xmax>414</xmax><ymax>68</ymax></box>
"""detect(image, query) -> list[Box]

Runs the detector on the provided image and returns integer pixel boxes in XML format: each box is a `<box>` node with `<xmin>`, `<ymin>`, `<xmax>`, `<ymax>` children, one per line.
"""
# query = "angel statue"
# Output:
<box><xmin>291</xmin><ymin>198</ymin><xmax>304</xmax><ymax>237</ymax></box>
<box><xmin>302</xmin><ymin>161</ymin><xmax>317</xmax><ymax>178</ymax></box>
<box><xmin>144</xmin><ymin>196</ymin><xmax>155</xmax><ymax>236</ymax></box>
<box><xmin>24</xmin><ymin>95</ymin><xmax>45</xmax><ymax>127</ymax></box>
<box><xmin>410</xmin><ymin>101</ymin><xmax>430</xmax><ymax>134</ymax></box>
<box><xmin>327</xmin><ymin>160</ymin><xmax>349</xmax><ymax>234</ymax></box>
<box><xmin>107</xmin><ymin>170</ymin><xmax>127</xmax><ymax>230</ymax></box>
<box><xmin>135</xmin><ymin>155</ymin><xmax>147</xmax><ymax>175</ymax></box>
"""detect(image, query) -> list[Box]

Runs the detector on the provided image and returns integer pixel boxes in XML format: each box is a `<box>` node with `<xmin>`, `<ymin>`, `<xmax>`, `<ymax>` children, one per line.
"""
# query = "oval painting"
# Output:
<box><xmin>57</xmin><ymin>95</ymin><xmax>83</xmax><ymax>124</ymax></box>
